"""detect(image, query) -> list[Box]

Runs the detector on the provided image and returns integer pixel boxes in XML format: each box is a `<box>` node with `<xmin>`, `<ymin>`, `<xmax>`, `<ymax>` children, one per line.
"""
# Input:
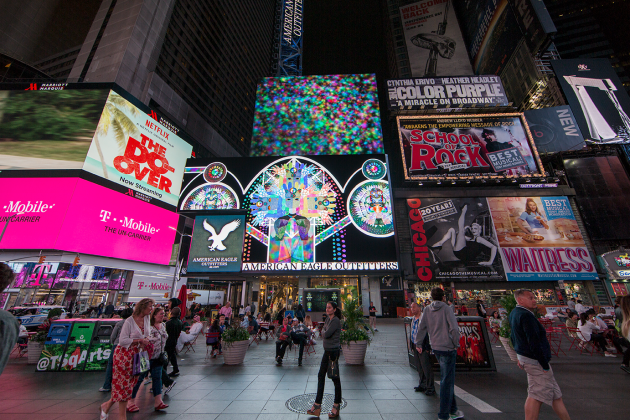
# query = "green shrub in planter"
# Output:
<box><xmin>340</xmin><ymin>296</ymin><xmax>372</xmax><ymax>344</ymax></box>
<box><xmin>498</xmin><ymin>294</ymin><xmax>517</xmax><ymax>339</ymax></box>
<box><xmin>221</xmin><ymin>324</ymin><xmax>249</xmax><ymax>347</ymax></box>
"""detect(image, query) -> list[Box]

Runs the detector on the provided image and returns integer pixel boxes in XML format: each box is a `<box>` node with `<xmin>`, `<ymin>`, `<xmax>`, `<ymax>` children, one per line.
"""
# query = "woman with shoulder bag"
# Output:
<box><xmin>100</xmin><ymin>298</ymin><xmax>154</xmax><ymax>420</ymax></box>
<box><xmin>308</xmin><ymin>301</ymin><xmax>342</xmax><ymax>418</ymax></box>
<box><xmin>127</xmin><ymin>306</ymin><xmax>169</xmax><ymax>412</ymax></box>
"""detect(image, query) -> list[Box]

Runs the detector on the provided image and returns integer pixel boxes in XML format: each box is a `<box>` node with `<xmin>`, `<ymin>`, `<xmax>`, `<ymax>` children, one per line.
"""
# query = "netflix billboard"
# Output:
<box><xmin>398</xmin><ymin>114</ymin><xmax>543</xmax><ymax>180</ymax></box>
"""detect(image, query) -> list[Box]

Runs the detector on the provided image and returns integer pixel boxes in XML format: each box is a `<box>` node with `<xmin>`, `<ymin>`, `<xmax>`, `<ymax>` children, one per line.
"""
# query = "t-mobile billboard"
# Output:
<box><xmin>0</xmin><ymin>177</ymin><xmax>178</xmax><ymax>265</ymax></box>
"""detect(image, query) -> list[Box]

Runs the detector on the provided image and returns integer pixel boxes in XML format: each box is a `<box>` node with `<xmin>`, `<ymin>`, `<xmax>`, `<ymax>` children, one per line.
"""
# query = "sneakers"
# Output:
<box><xmin>169</xmin><ymin>371</ymin><xmax>180</xmax><ymax>377</ymax></box>
<box><xmin>298</xmin><ymin>359</ymin><xmax>303</xmax><ymax>366</ymax></box>
<box><xmin>164</xmin><ymin>380</ymin><xmax>176</xmax><ymax>395</ymax></box>
<box><xmin>99</xmin><ymin>387</ymin><xmax>111</xmax><ymax>392</ymax></box>
<box><xmin>604</xmin><ymin>352</ymin><xmax>616</xmax><ymax>357</ymax></box>
<box><xmin>276</xmin><ymin>356</ymin><xmax>283</xmax><ymax>365</ymax></box>
<box><xmin>414</xmin><ymin>386</ymin><xmax>426</xmax><ymax>392</ymax></box>
<box><xmin>449</xmin><ymin>410</ymin><xmax>465</xmax><ymax>419</ymax></box>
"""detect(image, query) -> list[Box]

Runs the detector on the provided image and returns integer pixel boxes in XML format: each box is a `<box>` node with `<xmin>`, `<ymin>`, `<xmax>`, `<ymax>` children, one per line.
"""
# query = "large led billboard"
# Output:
<box><xmin>179</xmin><ymin>155</ymin><xmax>398</xmax><ymax>273</ymax></box>
<box><xmin>406</xmin><ymin>196</ymin><xmax>597</xmax><ymax>282</ymax></box>
<box><xmin>0</xmin><ymin>176</ymin><xmax>178</xmax><ymax>265</ymax></box>
<box><xmin>187</xmin><ymin>215</ymin><xmax>246</xmax><ymax>273</ymax></box>
<box><xmin>397</xmin><ymin>113</ymin><xmax>542</xmax><ymax>180</ymax></box>
<box><xmin>0</xmin><ymin>89</ymin><xmax>109</xmax><ymax>169</ymax></box>
<box><xmin>523</xmin><ymin>105</ymin><xmax>586</xmax><ymax>153</ymax></box>
<box><xmin>82</xmin><ymin>90</ymin><xmax>193</xmax><ymax>207</ymax></box>
<box><xmin>399</xmin><ymin>0</ymin><xmax>472</xmax><ymax>77</ymax></box>
<box><xmin>251</xmin><ymin>74</ymin><xmax>384</xmax><ymax>157</ymax></box>
<box><xmin>551</xmin><ymin>59</ymin><xmax>630</xmax><ymax>144</ymax></box>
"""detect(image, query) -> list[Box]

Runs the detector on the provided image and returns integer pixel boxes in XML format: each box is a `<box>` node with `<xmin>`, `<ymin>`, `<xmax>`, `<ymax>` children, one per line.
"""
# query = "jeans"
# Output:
<box><xmin>132</xmin><ymin>363</ymin><xmax>163</xmax><ymax>398</ymax></box>
<box><xmin>161</xmin><ymin>365</ymin><xmax>173</xmax><ymax>387</ymax></box>
<box><xmin>590</xmin><ymin>332</ymin><xmax>608</xmax><ymax>353</ymax></box>
<box><xmin>101</xmin><ymin>344</ymin><xmax>116</xmax><ymax>390</ymax></box>
<box><xmin>412</xmin><ymin>343</ymin><xmax>434</xmax><ymax>392</ymax></box>
<box><xmin>316</xmin><ymin>349</ymin><xmax>341</xmax><ymax>404</ymax></box>
<box><xmin>291</xmin><ymin>332</ymin><xmax>307</xmax><ymax>361</ymax></box>
<box><xmin>434</xmin><ymin>350</ymin><xmax>458</xmax><ymax>420</ymax></box>
<box><xmin>276</xmin><ymin>340</ymin><xmax>290</xmax><ymax>359</ymax></box>
<box><xmin>613</xmin><ymin>336</ymin><xmax>630</xmax><ymax>365</ymax></box>
<box><xmin>166</xmin><ymin>347</ymin><xmax>178</xmax><ymax>373</ymax></box>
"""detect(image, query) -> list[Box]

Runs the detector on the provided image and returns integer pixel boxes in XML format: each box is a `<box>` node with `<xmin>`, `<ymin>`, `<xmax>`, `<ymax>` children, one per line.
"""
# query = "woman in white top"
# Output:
<box><xmin>128</xmin><ymin>307</ymin><xmax>170</xmax><ymax>412</ymax></box>
<box><xmin>578</xmin><ymin>312</ymin><xmax>615</xmax><ymax>357</ymax></box>
<box><xmin>100</xmin><ymin>298</ymin><xmax>154</xmax><ymax>420</ymax></box>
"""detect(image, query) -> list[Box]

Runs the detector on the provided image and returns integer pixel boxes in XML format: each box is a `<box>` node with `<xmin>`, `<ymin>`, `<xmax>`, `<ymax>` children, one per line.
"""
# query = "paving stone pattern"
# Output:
<box><xmin>2</xmin><ymin>318</ymin><xmax>628</xmax><ymax>420</ymax></box>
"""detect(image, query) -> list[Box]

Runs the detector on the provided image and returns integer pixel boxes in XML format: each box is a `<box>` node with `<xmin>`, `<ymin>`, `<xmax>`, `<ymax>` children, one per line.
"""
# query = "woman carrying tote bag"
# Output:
<box><xmin>308</xmin><ymin>301</ymin><xmax>342</xmax><ymax>418</ymax></box>
<box><xmin>100</xmin><ymin>298</ymin><xmax>154</xmax><ymax>420</ymax></box>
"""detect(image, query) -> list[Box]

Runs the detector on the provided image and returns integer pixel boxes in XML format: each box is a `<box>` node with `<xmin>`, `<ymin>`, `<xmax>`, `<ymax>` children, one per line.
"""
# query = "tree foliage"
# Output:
<box><xmin>340</xmin><ymin>295</ymin><xmax>372</xmax><ymax>344</ymax></box>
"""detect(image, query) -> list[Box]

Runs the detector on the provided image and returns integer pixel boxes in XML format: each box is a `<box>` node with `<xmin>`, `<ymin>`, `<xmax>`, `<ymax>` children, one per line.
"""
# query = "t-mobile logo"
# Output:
<box><xmin>100</xmin><ymin>210</ymin><xmax>111</xmax><ymax>222</ymax></box>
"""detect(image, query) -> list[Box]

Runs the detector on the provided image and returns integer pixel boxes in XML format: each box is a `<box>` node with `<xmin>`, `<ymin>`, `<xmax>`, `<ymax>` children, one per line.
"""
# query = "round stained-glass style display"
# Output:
<box><xmin>362</xmin><ymin>158</ymin><xmax>386</xmax><ymax>180</ymax></box>
<box><xmin>347</xmin><ymin>180</ymin><xmax>394</xmax><ymax>237</ymax></box>
<box><xmin>180</xmin><ymin>183</ymin><xmax>239</xmax><ymax>210</ymax></box>
<box><xmin>203</xmin><ymin>162</ymin><xmax>227</xmax><ymax>183</ymax></box>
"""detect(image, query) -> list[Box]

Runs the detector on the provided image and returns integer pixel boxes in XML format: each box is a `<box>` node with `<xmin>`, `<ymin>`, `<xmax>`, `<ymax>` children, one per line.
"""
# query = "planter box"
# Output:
<box><xmin>499</xmin><ymin>336</ymin><xmax>518</xmax><ymax>362</ymax></box>
<box><xmin>222</xmin><ymin>339</ymin><xmax>248</xmax><ymax>365</ymax></box>
<box><xmin>28</xmin><ymin>341</ymin><xmax>43</xmax><ymax>365</ymax></box>
<box><xmin>341</xmin><ymin>340</ymin><xmax>367</xmax><ymax>365</ymax></box>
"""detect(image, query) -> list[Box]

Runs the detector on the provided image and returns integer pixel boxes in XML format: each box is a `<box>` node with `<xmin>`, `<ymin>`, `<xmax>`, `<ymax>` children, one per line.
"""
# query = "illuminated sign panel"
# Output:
<box><xmin>179</xmin><ymin>155</ymin><xmax>398</xmax><ymax>273</ymax></box>
<box><xmin>251</xmin><ymin>74</ymin><xmax>383</xmax><ymax>157</ymax></box>
<box><xmin>187</xmin><ymin>215</ymin><xmax>246</xmax><ymax>273</ymax></box>
<box><xmin>83</xmin><ymin>90</ymin><xmax>192</xmax><ymax>207</ymax></box>
<box><xmin>397</xmin><ymin>113</ymin><xmax>542</xmax><ymax>180</ymax></box>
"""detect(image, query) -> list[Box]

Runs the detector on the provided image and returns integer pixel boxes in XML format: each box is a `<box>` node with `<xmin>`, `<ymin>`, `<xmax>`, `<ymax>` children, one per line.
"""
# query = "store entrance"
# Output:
<box><xmin>381</xmin><ymin>290</ymin><xmax>405</xmax><ymax>318</ymax></box>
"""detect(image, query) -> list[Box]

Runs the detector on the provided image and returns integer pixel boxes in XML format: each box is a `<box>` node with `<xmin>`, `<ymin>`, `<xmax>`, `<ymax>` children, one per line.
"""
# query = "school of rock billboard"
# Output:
<box><xmin>551</xmin><ymin>59</ymin><xmax>630</xmax><ymax>144</ymax></box>
<box><xmin>398</xmin><ymin>113</ymin><xmax>542</xmax><ymax>179</ymax></box>
<box><xmin>399</xmin><ymin>0</ymin><xmax>472</xmax><ymax>77</ymax></box>
<box><xmin>178</xmin><ymin>155</ymin><xmax>398</xmax><ymax>273</ymax></box>
<box><xmin>407</xmin><ymin>196</ymin><xmax>597</xmax><ymax>282</ymax></box>
<box><xmin>387</xmin><ymin>75</ymin><xmax>509</xmax><ymax>111</ymax></box>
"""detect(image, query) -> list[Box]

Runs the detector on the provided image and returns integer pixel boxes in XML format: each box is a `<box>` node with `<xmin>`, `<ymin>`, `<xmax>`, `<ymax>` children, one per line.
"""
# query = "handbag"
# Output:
<box><xmin>151</xmin><ymin>327</ymin><xmax>169</xmax><ymax>367</ymax></box>
<box><xmin>327</xmin><ymin>354</ymin><xmax>339</xmax><ymax>379</ymax></box>
<box><xmin>133</xmin><ymin>350</ymin><xmax>150</xmax><ymax>375</ymax></box>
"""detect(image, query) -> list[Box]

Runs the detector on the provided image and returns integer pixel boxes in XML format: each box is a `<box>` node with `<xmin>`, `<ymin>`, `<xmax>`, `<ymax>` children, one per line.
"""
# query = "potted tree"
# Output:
<box><xmin>340</xmin><ymin>296</ymin><xmax>372</xmax><ymax>365</ymax></box>
<box><xmin>497</xmin><ymin>294</ymin><xmax>518</xmax><ymax>362</ymax></box>
<box><xmin>28</xmin><ymin>325</ymin><xmax>48</xmax><ymax>364</ymax></box>
<box><xmin>220</xmin><ymin>323</ymin><xmax>250</xmax><ymax>365</ymax></box>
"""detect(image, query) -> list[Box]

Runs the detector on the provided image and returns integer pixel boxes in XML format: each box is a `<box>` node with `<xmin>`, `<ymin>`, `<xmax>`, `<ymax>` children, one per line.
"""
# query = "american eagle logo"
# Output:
<box><xmin>203</xmin><ymin>219</ymin><xmax>241</xmax><ymax>251</ymax></box>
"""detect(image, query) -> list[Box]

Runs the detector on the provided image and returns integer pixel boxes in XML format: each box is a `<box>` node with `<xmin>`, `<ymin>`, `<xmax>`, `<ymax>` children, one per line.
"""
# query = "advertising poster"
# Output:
<box><xmin>406</xmin><ymin>198</ymin><xmax>505</xmax><ymax>282</ymax></box>
<box><xmin>179</xmin><ymin>155</ymin><xmax>398</xmax><ymax>273</ymax></box>
<box><xmin>187</xmin><ymin>215</ymin><xmax>246</xmax><ymax>273</ymax></box>
<box><xmin>387</xmin><ymin>75</ymin><xmax>508</xmax><ymax>110</ymax></box>
<box><xmin>56</xmin><ymin>179</ymin><xmax>179</xmax><ymax>265</ymax></box>
<box><xmin>599</xmin><ymin>250</ymin><xmax>630</xmax><ymax>280</ymax></box>
<box><xmin>83</xmin><ymin>90</ymin><xmax>192</xmax><ymax>207</ymax></box>
<box><xmin>454</xmin><ymin>0</ymin><xmax>523</xmax><ymax>75</ymax></box>
<box><xmin>456</xmin><ymin>320</ymin><xmax>491</xmax><ymax>368</ymax></box>
<box><xmin>399</xmin><ymin>0</ymin><xmax>472</xmax><ymax>77</ymax></box>
<box><xmin>304</xmin><ymin>289</ymin><xmax>340</xmax><ymax>313</ymax></box>
<box><xmin>60</xmin><ymin>322</ymin><xmax>96</xmax><ymax>371</ymax></box>
<box><xmin>524</xmin><ymin>105</ymin><xmax>586</xmax><ymax>153</ymax></box>
<box><xmin>487</xmin><ymin>196</ymin><xmax>598</xmax><ymax>281</ymax></box>
<box><xmin>84</xmin><ymin>321</ymin><xmax>117</xmax><ymax>371</ymax></box>
<box><xmin>551</xmin><ymin>59</ymin><xmax>630</xmax><ymax>143</ymax></box>
<box><xmin>398</xmin><ymin>114</ymin><xmax>542</xmax><ymax>179</ymax></box>
<box><xmin>508</xmin><ymin>0</ymin><xmax>556</xmax><ymax>55</ymax></box>
<box><xmin>0</xmin><ymin>88</ymin><xmax>109</xmax><ymax>170</ymax></box>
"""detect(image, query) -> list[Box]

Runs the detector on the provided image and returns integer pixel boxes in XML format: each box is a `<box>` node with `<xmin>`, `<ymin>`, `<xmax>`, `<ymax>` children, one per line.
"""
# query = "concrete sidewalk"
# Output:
<box><xmin>1</xmin><ymin>318</ymin><xmax>628</xmax><ymax>420</ymax></box>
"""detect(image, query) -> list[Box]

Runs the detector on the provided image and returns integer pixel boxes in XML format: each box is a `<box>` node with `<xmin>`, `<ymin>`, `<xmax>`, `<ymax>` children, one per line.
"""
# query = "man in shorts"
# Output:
<box><xmin>509</xmin><ymin>289</ymin><xmax>571</xmax><ymax>420</ymax></box>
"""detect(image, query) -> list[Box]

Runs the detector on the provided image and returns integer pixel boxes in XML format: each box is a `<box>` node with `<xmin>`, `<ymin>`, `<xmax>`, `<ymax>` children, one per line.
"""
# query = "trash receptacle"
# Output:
<box><xmin>85</xmin><ymin>320</ymin><xmax>118</xmax><ymax>371</ymax></box>
<box><xmin>37</xmin><ymin>321</ymin><xmax>73</xmax><ymax>372</ymax></box>
<box><xmin>60</xmin><ymin>321</ymin><xmax>97</xmax><ymax>371</ymax></box>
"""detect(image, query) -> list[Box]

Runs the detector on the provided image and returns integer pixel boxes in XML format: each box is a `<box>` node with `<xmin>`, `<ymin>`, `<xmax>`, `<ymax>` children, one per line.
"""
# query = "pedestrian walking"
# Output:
<box><xmin>308</xmin><ymin>301</ymin><xmax>342</xmax><ymax>418</ymax></box>
<box><xmin>410</xmin><ymin>303</ymin><xmax>435</xmax><ymax>395</ymax></box>
<box><xmin>416</xmin><ymin>287</ymin><xmax>464</xmax><ymax>420</ymax></box>
<box><xmin>127</xmin><ymin>307</ymin><xmax>169</xmax><ymax>412</ymax></box>
<box><xmin>369</xmin><ymin>301</ymin><xmax>378</xmax><ymax>331</ymax></box>
<box><xmin>100</xmin><ymin>298</ymin><xmax>154</xmax><ymax>420</ymax></box>
<box><xmin>0</xmin><ymin>263</ymin><xmax>18</xmax><ymax>376</ymax></box>
<box><xmin>165</xmin><ymin>307</ymin><xmax>183</xmax><ymax>377</ymax></box>
<box><xmin>509</xmin><ymin>289</ymin><xmax>570</xmax><ymax>420</ymax></box>
<box><xmin>100</xmin><ymin>308</ymin><xmax>133</xmax><ymax>392</ymax></box>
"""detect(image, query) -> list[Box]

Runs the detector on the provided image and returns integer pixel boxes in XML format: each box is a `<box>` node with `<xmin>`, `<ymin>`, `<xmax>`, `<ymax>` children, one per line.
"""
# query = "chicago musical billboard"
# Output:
<box><xmin>179</xmin><ymin>155</ymin><xmax>398</xmax><ymax>273</ymax></box>
<box><xmin>406</xmin><ymin>196</ymin><xmax>597</xmax><ymax>281</ymax></box>
<box><xmin>398</xmin><ymin>114</ymin><xmax>542</xmax><ymax>179</ymax></box>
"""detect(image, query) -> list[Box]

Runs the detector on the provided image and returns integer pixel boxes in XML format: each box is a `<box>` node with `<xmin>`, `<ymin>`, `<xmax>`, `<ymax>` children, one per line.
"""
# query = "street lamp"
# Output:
<box><xmin>0</xmin><ymin>212</ymin><xmax>24</xmax><ymax>243</ymax></box>
<box><xmin>168</xmin><ymin>226</ymin><xmax>192</xmax><ymax>298</ymax></box>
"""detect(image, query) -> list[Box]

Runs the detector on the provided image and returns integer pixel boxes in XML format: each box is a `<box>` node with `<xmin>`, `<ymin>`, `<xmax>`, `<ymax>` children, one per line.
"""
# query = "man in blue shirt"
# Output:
<box><xmin>509</xmin><ymin>289</ymin><xmax>570</xmax><ymax>420</ymax></box>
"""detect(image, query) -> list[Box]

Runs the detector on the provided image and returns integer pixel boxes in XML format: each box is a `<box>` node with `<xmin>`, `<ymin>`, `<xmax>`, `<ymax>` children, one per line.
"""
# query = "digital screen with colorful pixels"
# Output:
<box><xmin>251</xmin><ymin>74</ymin><xmax>384</xmax><ymax>156</ymax></box>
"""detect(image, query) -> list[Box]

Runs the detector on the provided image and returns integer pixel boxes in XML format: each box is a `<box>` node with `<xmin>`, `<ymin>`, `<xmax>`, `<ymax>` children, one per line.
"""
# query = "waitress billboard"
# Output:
<box><xmin>0</xmin><ymin>177</ymin><xmax>178</xmax><ymax>265</ymax></box>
